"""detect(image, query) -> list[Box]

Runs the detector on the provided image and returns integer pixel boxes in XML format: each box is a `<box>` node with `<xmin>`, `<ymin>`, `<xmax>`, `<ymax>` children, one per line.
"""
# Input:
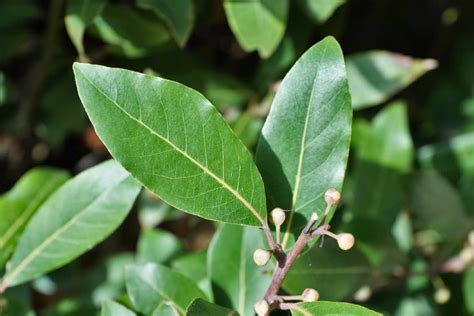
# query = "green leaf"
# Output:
<box><xmin>223</xmin><ymin>0</ymin><xmax>289</xmax><ymax>58</ymax></box>
<box><xmin>292</xmin><ymin>301</ymin><xmax>382</xmax><ymax>316</ymax></box>
<box><xmin>411</xmin><ymin>170</ymin><xmax>468</xmax><ymax>241</ymax></box>
<box><xmin>186</xmin><ymin>298</ymin><xmax>238</xmax><ymax>316</ymax></box>
<box><xmin>347</xmin><ymin>51</ymin><xmax>437</xmax><ymax>110</ymax></box>
<box><xmin>137</xmin><ymin>0</ymin><xmax>194</xmax><ymax>47</ymax></box>
<box><xmin>92</xmin><ymin>5</ymin><xmax>170</xmax><ymax>58</ymax></box>
<box><xmin>137</xmin><ymin>229</ymin><xmax>183</xmax><ymax>264</ymax></box>
<box><xmin>101</xmin><ymin>300</ymin><xmax>136</xmax><ymax>316</ymax></box>
<box><xmin>65</xmin><ymin>0</ymin><xmax>107</xmax><ymax>59</ymax></box>
<box><xmin>138</xmin><ymin>191</ymin><xmax>183</xmax><ymax>229</ymax></box>
<box><xmin>298</xmin><ymin>0</ymin><xmax>346</xmax><ymax>24</ymax></box>
<box><xmin>283</xmin><ymin>240</ymin><xmax>371</xmax><ymax>300</ymax></box>
<box><xmin>418</xmin><ymin>132</ymin><xmax>474</xmax><ymax>181</ymax></box>
<box><xmin>256</xmin><ymin>36</ymin><xmax>352</xmax><ymax>248</ymax></box>
<box><xmin>73</xmin><ymin>63</ymin><xmax>266</xmax><ymax>226</ymax></box>
<box><xmin>351</xmin><ymin>101</ymin><xmax>414</xmax><ymax>224</ymax></box>
<box><xmin>126</xmin><ymin>263</ymin><xmax>207</xmax><ymax>315</ymax></box>
<box><xmin>208</xmin><ymin>224</ymin><xmax>271</xmax><ymax>315</ymax></box>
<box><xmin>0</xmin><ymin>160</ymin><xmax>141</xmax><ymax>288</ymax></box>
<box><xmin>464</xmin><ymin>267</ymin><xmax>474</xmax><ymax>313</ymax></box>
<box><xmin>0</xmin><ymin>168</ymin><xmax>69</xmax><ymax>267</ymax></box>
<box><xmin>152</xmin><ymin>303</ymin><xmax>180</xmax><ymax>316</ymax></box>
<box><xmin>172</xmin><ymin>251</ymin><xmax>212</xmax><ymax>300</ymax></box>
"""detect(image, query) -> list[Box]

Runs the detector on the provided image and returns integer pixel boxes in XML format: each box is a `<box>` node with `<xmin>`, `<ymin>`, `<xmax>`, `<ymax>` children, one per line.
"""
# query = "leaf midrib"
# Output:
<box><xmin>2</xmin><ymin>176</ymin><xmax>128</xmax><ymax>286</ymax></box>
<box><xmin>76</xmin><ymin>67</ymin><xmax>264</xmax><ymax>225</ymax></box>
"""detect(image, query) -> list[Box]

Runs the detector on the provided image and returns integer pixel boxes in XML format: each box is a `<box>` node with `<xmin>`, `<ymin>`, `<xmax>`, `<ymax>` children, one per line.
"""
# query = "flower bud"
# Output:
<box><xmin>460</xmin><ymin>247</ymin><xmax>473</xmax><ymax>264</ymax></box>
<box><xmin>302</xmin><ymin>288</ymin><xmax>320</xmax><ymax>302</ymax></box>
<box><xmin>253</xmin><ymin>249</ymin><xmax>271</xmax><ymax>266</ymax></box>
<box><xmin>337</xmin><ymin>233</ymin><xmax>355</xmax><ymax>250</ymax></box>
<box><xmin>434</xmin><ymin>287</ymin><xmax>451</xmax><ymax>304</ymax></box>
<box><xmin>310</xmin><ymin>212</ymin><xmax>319</xmax><ymax>222</ymax></box>
<box><xmin>271</xmin><ymin>208</ymin><xmax>286</xmax><ymax>227</ymax></box>
<box><xmin>469</xmin><ymin>230</ymin><xmax>474</xmax><ymax>246</ymax></box>
<box><xmin>353</xmin><ymin>285</ymin><xmax>372</xmax><ymax>302</ymax></box>
<box><xmin>254</xmin><ymin>299</ymin><xmax>269</xmax><ymax>315</ymax></box>
<box><xmin>324</xmin><ymin>188</ymin><xmax>341</xmax><ymax>206</ymax></box>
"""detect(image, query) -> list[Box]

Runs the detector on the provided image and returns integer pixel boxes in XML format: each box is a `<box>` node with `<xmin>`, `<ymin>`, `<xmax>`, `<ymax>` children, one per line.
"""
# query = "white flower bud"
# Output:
<box><xmin>434</xmin><ymin>287</ymin><xmax>451</xmax><ymax>304</ymax></box>
<box><xmin>324</xmin><ymin>188</ymin><xmax>341</xmax><ymax>206</ymax></box>
<box><xmin>310</xmin><ymin>212</ymin><xmax>319</xmax><ymax>222</ymax></box>
<box><xmin>469</xmin><ymin>230</ymin><xmax>474</xmax><ymax>246</ymax></box>
<box><xmin>302</xmin><ymin>288</ymin><xmax>320</xmax><ymax>302</ymax></box>
<box><xmin>253</xmin><ymin>249</ymin><xmax>271</xmax><ymax>266</ymax></box>
<box><xmin>460</xmin><ymin>247</ymin><xmax>473</xmax><ymax>264</ymax></box>
<box><xmin>254</xmin><ymin>299</ymin><xmax>269</xmax><ymax>315</ymax></box>
<box><xmin>353</xmin><ymin>285</ymin><xmax>372</xmax><ymax>302</ymax></box>
<box><xmin>271</xmin><ymin>208</ymin><xmax>286</xmax><ymax>227</ymax></box>
<box><xmin>337</xmin><ymin>233</ymin><xmax>355</xmax><ymax>250</ymax></box>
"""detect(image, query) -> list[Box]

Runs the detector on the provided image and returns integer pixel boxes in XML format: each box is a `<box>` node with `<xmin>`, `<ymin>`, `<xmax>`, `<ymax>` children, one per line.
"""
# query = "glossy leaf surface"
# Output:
<box><xmin>137</xmin><ymin>0</ymin><xmax>194</xmax><ymax>47</ymax></box>
<box><xmin>65</xmin><ymin>0</ymin><xmax>107</xmax><ymax>58</ymax></box>
<box><xmin>126</xmin><ymin>263</ymin><xmax>206</xmax><ymax>315</ymax></box>
<box><xmin>292</xmin><ymin>301</ymin><xmax>382</xmax><ymax>316</ymax></box>
<box><xmin>256</xmin><ymin>36</ymin><xmax>352</xmax><ymax>248</ymax></box>
<box><xmin>74</xmin><ymin>63</ymin><xmax>266</xmax><ymax>226</ymax></box>
<box><xmin>1</xmin><ymin>160</ymin><xmax>141</xmax><ymax>288</ymax></box>
<box><xmin>283</xmin><ymin>240</ymin><xmax>371</xmax><ymax>300</ymax></box>
<box><xmin>0</xmin><ymin>168</ymin><xmax>69</xmax><ymax>267</ymax></box>
<box><xmin>186</xmin><ymin>298</ymin><xmax>238</xmax><ymax>316</ymax></box>
<box><xmin>224</xmin><ymin>0</ymin><xmax>289</xmax><ymax>58</ymax></box>
<box><xmin>208</xmin><ymin>224</ymin><xmax>271</xmax><ymax>316</ymax></box>
<box><xmin>347</xmin><ymin>51</ymin><xmax>437</xmax><ymax>110</ymax></box>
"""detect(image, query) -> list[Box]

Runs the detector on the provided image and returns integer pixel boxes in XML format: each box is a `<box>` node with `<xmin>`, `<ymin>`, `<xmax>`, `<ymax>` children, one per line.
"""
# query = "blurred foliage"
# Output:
<box><xmin>0</xmin><ymin>0</ymin><xmax>473</xmax><ymax>315</ymax></box>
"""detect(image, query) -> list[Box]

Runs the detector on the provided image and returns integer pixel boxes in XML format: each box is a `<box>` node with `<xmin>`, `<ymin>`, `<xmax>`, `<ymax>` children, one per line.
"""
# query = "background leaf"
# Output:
<box><xmin>298</xmin><ymin>0</ymin><xmax>346</xmax><ymax>24</ymax></box>
<box><xmin>208</xmin><ymin>224</ymin><xmax>271</xmax><ymax>316</ymax></box>
<box><xmin>0</xmin><ymin>167</ymin><xmax>69</xmax><ymax>267</ymax></box>
<box><xmin>126</xmin><ymin>262</ymin><xmax>206</xmax><ymax>315</ymax></box>
<box><xmin>186</xmin><ymin>298</ymin><xmax>238</xmax><ymax>316</ymax></box>
<box><xmin>292</xmin><ymin>301</ymin><xmax>382</xmax><ymax>316</ymax></box>
<box><xmin>65</xmin><ymin>0</ymin><xmax>107</xmax><ymax>59</ymax></box>
<box><xmin>223</xmin><ymin>0</ymin><xmax>289</xmax><ymax>58</ymax></box>
<box><xmin>136</xmin><ymin>228</ymin><xmax>183</xmax><ymax>264</ymax></box>
<box><xmin>101</xmin><ymin>300</ymin><xmax>136</xmax><ymax>316</ymax></box>
<box><xmin>1</xmin><ymin>160</ymin><xmax>141</xmax><ymax>288</ymax></box>
<box><xmin>283</xmin><ymin>239</ymin><xmax>371</xmax><ymax>301</ymax></box>
<box><xmin>256</xmin><ymin>36</ymin><xmax>352</xmax><ymax>248</ymax></box>
<box><xmin>137</xmin><ymin>0</ymin><xmax>194</xmax><ymax>47</ymax></box>
<box><xmin>464</xmin><ymin>267</ymin><xmax>474</xmax><ymax>313</ymax></box>
<box><xmin>347</xmin><ymin>51</ymin><xmax>437</xmax><ymax>110</ymax></box>
<box><xmin>172</xmin><ymin>251</ymin><xmax>212</xmax><ymax>300</ymax></box>
<box><xmin>74</xmin><ymin>63</ymin><xmax>266</xmax><ymax>226</ymax></box>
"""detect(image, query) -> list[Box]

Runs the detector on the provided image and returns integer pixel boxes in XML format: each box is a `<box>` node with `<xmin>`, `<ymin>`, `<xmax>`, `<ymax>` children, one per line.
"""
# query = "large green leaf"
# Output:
<box><xmin>137</xmin><ymin>228</ymin><xmax>183</xmax><ymax>264</ymax></box>
<box><xmin>101</xmin><ymin>300</ymin><xmax>136</xmax><ymax>316</ymax></box>
<box><xmin>0</xmin><ymin>168</ymin><xmax>69</xmax><ymax>267</ymax></box>
<box><xmin>292</xmin><ymin>301</ymin><xmax>382</xmax><ymax>316</ymax></box>
<box><xmin>256</xmin><ymin>36</ymin><xmax>352</xmax><ymax>248</ymax></box>
<box><xmin>351</xmin><ymin>101</ymin><xmax>413</xmax><ymax>224</ymax></box>
<box><xmin>137</xmin><ymin>0</ymin><xmax>194</xmax><ymax>47</ymax></box>
<box><xmin>65</xmin><ymin>0</ymin><xmax>107</xmax><ymax>59</ymax></box>
<box><xmin>298</xmin><ymin>0</ymin><xmax>346</xmax><ymax>24</ymax></box>
<box><xmin>208</xmin><ymin>224</ymin><xmax>271</xmax><ymax>316</ymax></box>
<box><xmin>223</xmin><ymin>0</ymin><xmax>289</xmax><ymax>58</ymax></box>
<box><xmin>73</xmin><ymin>63</ymin><xmax>266</xmax><ymax>226</ymax></box>
<box><xmin>186</xmin><ymin>298</ymin><xmax>238</xmax><ymax>316</ymax></box>
<box><xmin>126</xmin><ymin>263</ymin><xmax>206</xmax><ymax>315</ymax></box>
<box><xmin>283</xmin><ymin>240</ymin><xmax>371</xmax><ymax>300</ymax></box>
<box><xmin>0</xmin><ymin>160</ymin><xmax>141</xmax><ymax>288</ymax></box>
<box><xmin>347</xmin><ymin>51</ymin><xmax>437</xmax><ymax>110</ymax></box>
<box><xmin>411</xmin><ymin>170</ymin><xmax>468</xmax><ymax>241</ymax></box>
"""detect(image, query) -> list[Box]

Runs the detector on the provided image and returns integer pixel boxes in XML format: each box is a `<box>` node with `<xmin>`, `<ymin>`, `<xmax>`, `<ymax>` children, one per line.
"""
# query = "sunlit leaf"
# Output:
<box><xmin>186</xmin><ymin>298</ymin><xmax>238</xmax><ymax>316</ymax></box>
<box><xmin>298</xmin><ymin>0</ymin><xmax>346</xmax><ymax>24</ymax></box>
<box><xmin>256</xmin><ymin>36</ymin><xmax>352</xmax><ymax>249</ymax></box>
<box><xmin>101</xmin><ymin>300</ymin><xmax>136</xmax><ymax>316</ymax></box>
<box><xmin>292</xmin><ymin>301</ymin><xmax>381</xmax><ymax>316</ymax></box>
<box><xmin>74</xmin><ymin>63</ymin><xmax>267</xmax><ymax>226</ymax></box>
